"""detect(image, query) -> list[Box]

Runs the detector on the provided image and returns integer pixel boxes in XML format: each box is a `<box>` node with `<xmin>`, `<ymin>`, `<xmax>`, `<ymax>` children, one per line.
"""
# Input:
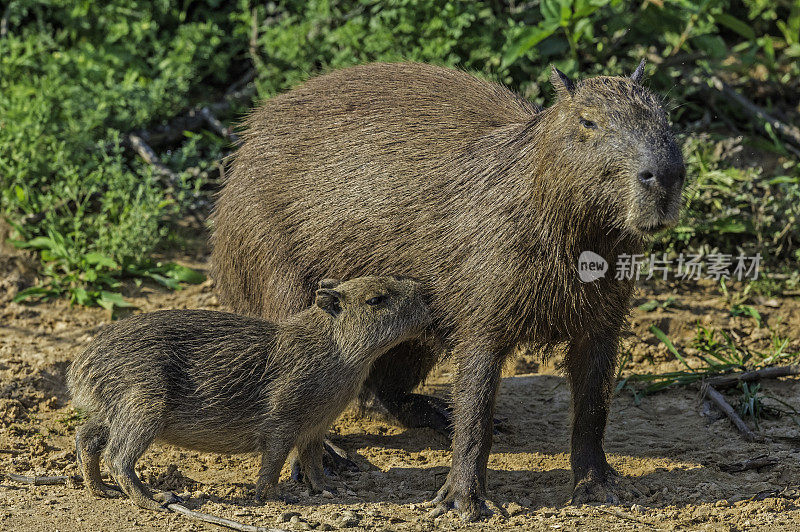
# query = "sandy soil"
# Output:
<box><xmin>2</xmin><ymin>242</ymin><xmax>800</xmax><ymax>531</ymax></box>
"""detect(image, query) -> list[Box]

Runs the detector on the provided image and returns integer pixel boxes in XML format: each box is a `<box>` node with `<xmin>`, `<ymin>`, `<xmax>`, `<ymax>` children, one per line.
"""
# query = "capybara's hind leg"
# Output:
<box><xmin>104</xmin><ymin>421</ymin><xmax>165</xmax><ymax>511</ymax></box>
<box><xmin>75</xmin><ymin>417</ymin><xmax>121</xmax><ymax>498</ymax></box>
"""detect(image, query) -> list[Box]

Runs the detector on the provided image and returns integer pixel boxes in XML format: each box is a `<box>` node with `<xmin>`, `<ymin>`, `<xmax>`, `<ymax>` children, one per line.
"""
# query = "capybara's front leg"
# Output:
<box><xmin>255</xmin><ymin>433</ymin><xmax>295</xmax><ymax>503</ymax></box>
<box><xmin>565</xmin><ymin>332</ymin><xmax>620</xmax><ymax>505</ymax></box>
<box><xmin>428</xmin><ymin>344</ymin><xmax>504</xmax><ymax>522</ymax></box>
<box><xmin>297</xmin><ymin>436</ymin><xmax>334</xmax><ymax>494</ymax></box>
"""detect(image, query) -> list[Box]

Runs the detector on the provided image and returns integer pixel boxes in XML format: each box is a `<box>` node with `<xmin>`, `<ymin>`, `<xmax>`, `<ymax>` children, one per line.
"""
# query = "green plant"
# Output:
<box><xmin>2</xmin><ymin>0</ymin><xmax>798</xmax><ymax>306</ymax></box>
<box><xmin>617</xmin><ymin>322</ymin><xmax>798</xmax><ymax>402</ymax></box>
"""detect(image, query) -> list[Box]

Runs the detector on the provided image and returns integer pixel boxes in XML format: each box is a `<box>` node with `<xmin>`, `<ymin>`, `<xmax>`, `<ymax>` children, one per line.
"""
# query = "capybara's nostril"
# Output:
<box><xmin>638</xmin><ymin>170</ymin><xmax>656</xmax><ymax>186</ymax></box>
<box><xmin>656</xmin><ymin>165</ymin><xmax>685</xmax><ymax>189</ymax></box>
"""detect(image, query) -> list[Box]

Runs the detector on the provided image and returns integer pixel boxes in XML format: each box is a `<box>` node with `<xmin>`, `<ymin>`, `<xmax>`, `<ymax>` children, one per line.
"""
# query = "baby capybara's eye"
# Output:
<box><xmin>579</xmin><ymin>117</ymin><xmax>597</xmax><ymax>129</ymax></box>
<box><xmin>366</xmin><ymin>295</ymin><xmax>387</xmax><ymax>305</ymax></box>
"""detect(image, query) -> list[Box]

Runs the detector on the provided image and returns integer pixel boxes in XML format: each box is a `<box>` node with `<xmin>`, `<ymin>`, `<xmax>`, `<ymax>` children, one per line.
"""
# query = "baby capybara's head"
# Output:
<box><xmin>544</xmin><ymin>60</ymin><xmax>685</xmax><ymax>236</ymax></box>
<box><xmin>314</xmin><ymin>276</ymin><xmax>431</xmax><ymax>358</ymax></box>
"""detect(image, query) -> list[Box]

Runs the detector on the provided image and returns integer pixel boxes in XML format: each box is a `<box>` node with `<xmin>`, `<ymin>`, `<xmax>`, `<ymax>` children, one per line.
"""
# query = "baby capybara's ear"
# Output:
<box><xmin>315</xmin><ymin>289</ymin><xmax>342</xmax><ymax>317</ymax></box>
<box><xmin>319</xmin><ymin>278</ymin><xmax>341</xmax><ymax>289</ymax></box>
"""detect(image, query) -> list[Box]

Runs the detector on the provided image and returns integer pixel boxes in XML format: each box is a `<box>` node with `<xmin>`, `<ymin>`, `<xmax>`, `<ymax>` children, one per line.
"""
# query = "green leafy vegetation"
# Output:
<box><xmin>617</xmin><ymin>323</ymin><xmax>799</xmax><ymax>406</ymax></box>
<box><xmin>1</xmin><ymin>0</ymin><xmax>798</xmax><ymax>306</ymax></box>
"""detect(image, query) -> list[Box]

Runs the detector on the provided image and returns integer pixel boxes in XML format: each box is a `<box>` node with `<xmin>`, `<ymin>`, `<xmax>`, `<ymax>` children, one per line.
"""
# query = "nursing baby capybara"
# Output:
<box><xmin>68</xmin><ymin>276</ymin><xmax>430</xmax><ymax>511</ymax></box>
<box><xmin>211</xmin><ymin>61</ymin><xmax>686</xmax><ymax>519</ymax></box>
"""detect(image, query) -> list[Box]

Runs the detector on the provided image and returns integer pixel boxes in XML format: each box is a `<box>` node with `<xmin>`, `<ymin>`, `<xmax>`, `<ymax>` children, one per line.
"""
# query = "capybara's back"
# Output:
<box><xmin>211</xmin><ymin>62</ymin><xmax>538</xmax><ymax>320</ymax></box>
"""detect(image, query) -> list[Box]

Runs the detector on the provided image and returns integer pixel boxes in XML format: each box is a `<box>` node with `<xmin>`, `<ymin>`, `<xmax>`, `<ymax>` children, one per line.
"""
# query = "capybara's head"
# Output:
<box><xmin>314</xmin><ymin>276</ymin><xmax>431</xmax><ymax>358</ymax></box>
<box><xmin>544</xmin><ymin>60</ymin><xmax>685</xmax><ymax>236</ymax></box>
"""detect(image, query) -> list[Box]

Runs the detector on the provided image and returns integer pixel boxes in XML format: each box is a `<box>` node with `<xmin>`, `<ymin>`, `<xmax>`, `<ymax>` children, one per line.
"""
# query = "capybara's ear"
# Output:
<box><xmin>550</xmin><ymin>65</ymin><xmax>575</xmax><ymax>99</ymax></box>
<box><xmin>630</xmin><ymin>58</ymin><xmax>647</xmax><ymax>84</ymax></box>
<box><xmin>319</xmin><ymin>278</ymin><xmax>341</xmax><ymax>289</ymax></box>
<box><xmin>315</xmin><ymin>289</ymin><xmax>342</xmax><ymax>316</ymax></box>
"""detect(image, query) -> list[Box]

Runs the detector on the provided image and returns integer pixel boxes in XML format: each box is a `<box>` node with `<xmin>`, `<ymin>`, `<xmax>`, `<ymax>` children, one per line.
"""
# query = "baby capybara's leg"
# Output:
<box><xmin>255</xmin><ymin>432</ymin><xmax>296</xmax><ymax>503</ymax></box>
<box><xmin>104</xmin><ymin>420</ymin><xmax>164</xmax><ymax>511</ymax></box>
<box><xmin>76</xmin><ymin>417</ymin><xmax>121</xmax><ymax>498</ymax></box>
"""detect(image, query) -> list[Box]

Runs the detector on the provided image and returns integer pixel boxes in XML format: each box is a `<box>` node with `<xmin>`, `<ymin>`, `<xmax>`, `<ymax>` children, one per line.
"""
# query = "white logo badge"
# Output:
<box><xmin>578</xmin><ymin>251</ymin><xmax>608</xmax><ymax>283</ymax></box>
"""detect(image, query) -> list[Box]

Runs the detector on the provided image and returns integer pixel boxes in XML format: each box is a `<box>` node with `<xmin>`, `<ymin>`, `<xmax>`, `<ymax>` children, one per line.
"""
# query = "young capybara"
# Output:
<box><xmin>67</xmin><ymin>276</ymin><xmax>430</xmax><ymax>511</ymax></box>
<box><xmin>211</xmin><ymin>61</ymin><xmax>686</xmax><ymax>519</ymax></box>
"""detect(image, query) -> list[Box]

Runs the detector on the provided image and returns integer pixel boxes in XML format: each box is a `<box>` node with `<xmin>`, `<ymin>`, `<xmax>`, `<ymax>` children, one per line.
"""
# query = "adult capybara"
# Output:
<box><xmin>68</xmin><ymin>276</ymin><xmax>430</xmax><ymax>511</ymax></box>
<box><xmin>211</xmin><ymin>61</ymin><xmax>685</xmax><ymax>519</ymax></box>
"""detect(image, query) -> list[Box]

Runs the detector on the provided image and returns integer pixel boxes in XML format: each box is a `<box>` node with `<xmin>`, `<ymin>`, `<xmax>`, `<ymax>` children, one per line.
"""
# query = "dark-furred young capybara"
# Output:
<box><xmin>68</xmin><ymin>276</ymin><xmax>430</xmax><ymax>511</ymax></box>
<box><xmin>211</xmin><ymin>61</ymin><xmax>685</xmax><ymax>520</ymax></box>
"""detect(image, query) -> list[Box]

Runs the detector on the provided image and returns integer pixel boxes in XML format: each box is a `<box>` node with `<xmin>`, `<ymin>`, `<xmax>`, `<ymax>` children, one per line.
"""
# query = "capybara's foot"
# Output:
<box><xmin>87</xmin><ymin>482</ymin><xmax>123</xmax><ymax>499</ymax></box>
<box><xmin>569</xmin><ymin>469</ymin><xmax>620</xmax><ymax>505</ymax></box>
<box><xmin>153</xmin><ymin>491</ymin><xmax>183</xmax><ymax>507</ymax></box>
<box><xmin>425</xmin><ymin>478</ymin><xmax>504</xmax><ymax>522</ymax></box>
<box><xmin>131</xmin><ymin>495</ymin><xmax>172</xmax><ymax>512</ymax></box>
<box><xmin>322</xmin><ymin>439</ymin><xmax>358</xmax><ymax>473</ymax></box>
<box><xmin>387</xmin><ymin>393</ymin><xmax>454</xmax><ymax>438</ymax></box>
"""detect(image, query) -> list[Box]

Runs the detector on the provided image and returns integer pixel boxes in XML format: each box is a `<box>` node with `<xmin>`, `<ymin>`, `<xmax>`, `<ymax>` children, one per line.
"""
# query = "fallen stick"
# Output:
<box><xmin>705</xmin><ymin>365</ymin><xmax>800</xmax><ymax>390</ymax></box>
<box><xmin>5</xmin><ymin>472</ymin><xmax>287</xmax><ymax>532</ymax></box>
<box><xmin>701</xmin><ymin>384</ymin><xmax>763</xmax><ymax>443</ymax></box>
<box><xmin>719</xmin><ymin>454</ymin><xmax>780</xmax><ymax>473</ymax></box>
<box><xmin>167</xmin><ymin>503</ymin><xmax>286</xmax><ymax>532</ymax></box>
<box><xmin>6</xmin><ymin>473</ymin><xmax>81</xmax><ymax>485</ymax></box>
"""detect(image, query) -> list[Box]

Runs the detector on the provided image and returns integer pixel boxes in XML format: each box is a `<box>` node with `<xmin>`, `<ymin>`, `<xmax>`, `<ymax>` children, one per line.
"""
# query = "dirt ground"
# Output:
<box><xmin>2</xmin><ymin>240</ymin><xmax>800</xmax><ymax>531</ymax></box>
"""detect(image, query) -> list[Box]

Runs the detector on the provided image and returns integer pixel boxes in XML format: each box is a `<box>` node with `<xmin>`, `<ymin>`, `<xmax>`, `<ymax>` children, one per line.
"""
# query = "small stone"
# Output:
<box><xmin>322</xmin><ymin>490</ymin><xmax>335</xmax><ymax>499</ymax></box>
<box><xmin>290</xmin><ymin>515</ymin><xmax>301</xmax><ymax>524</ymax></box>
<box><xmin>277</xmin><ymin>511</ymin><xmax>300</xmax><ymax>523</ymax></box>
<box><xmin>505</xmin><ymin>502</ymin><xmax>525</xmax><ymax>516</ymax></box>
<box><xmin>630</xmin><ymin>504</ymin><xmax>644</xmax><ymax>514</ymax></box>
<box><xmin>519</xmin><ymin>497</ymin><xmax>532</xmax><ymax>507</ymax></box>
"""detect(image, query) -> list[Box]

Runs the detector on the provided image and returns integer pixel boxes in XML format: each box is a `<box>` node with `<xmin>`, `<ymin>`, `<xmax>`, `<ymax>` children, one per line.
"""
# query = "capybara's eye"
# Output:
<box><xmin>579</xmin><ymin>117</ymin><xmax>597</xmax><ymax>129</ymax></box>
<box><xmin>366</xmin><ymin>295</ymin><xmax>387</xmax><ymax>306</ymax></box>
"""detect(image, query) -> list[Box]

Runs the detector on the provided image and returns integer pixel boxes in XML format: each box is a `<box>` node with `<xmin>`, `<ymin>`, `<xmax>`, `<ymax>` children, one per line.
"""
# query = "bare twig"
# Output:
<box><xmin>719</xmin><ymin>454</ymin><xmax>780</xmax><ymax>473</ymax></box>
<box><xmin>5</xmin><ymin>472</ymin><xmax>288</xmax><ymax>532</ymax></box>
<box><xmin>130</xmin><ymin>71</ymin><xmax>255</xmax><ymax>149</ymax></box>
<box><xmin>6</xmin><ymin>473</ymin><xmax>81</xmax><ymax>485</ymax></box>
<box><xmin>705</xmin><ymin>365</ymin><xmax>800</xmax><ymax>390</ymax></box>
<box><xmin>1</xmin><ymin>2</ymin><xmax>11</xmax><ymax>38</ymax></box>
<box><xmin>167</xmin><ymin>503</ymin><xmax>287</xmax><ymax>532</ymax></box>
<box><xmin>708</xmin><ymin>76</ymin><xmax>800</xmax><ymax>150</ymax></box>
<box><xmin>701</xmin><ymin>384</ymin><xmax>764</xmax><ymax>442</ymax></box>
<box><xmin>200</xmin><ymin>107</ymin><xmax>241</xmax><ymax>145</ymax></box>
<box><xmin>126</xmin><ymin>133</ymin><xmax>179</xmax><ymax>186</ymax></box>
<box><xmin>248</xmin><ymin>7</ymin><xmax>262</xmax><ymax>71</ymax></box>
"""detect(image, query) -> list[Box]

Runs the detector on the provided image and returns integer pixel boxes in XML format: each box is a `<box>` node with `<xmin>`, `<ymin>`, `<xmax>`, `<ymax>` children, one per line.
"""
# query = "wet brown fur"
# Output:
<box><xmin>68</xmin><ymin>276</ymin><xmax>430</xmax><ymax>511</ymax></box>
<box><xmin>211</xmin><ymin>62</ymin><xmax>685</xmax><ymax>519</ymax></box>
